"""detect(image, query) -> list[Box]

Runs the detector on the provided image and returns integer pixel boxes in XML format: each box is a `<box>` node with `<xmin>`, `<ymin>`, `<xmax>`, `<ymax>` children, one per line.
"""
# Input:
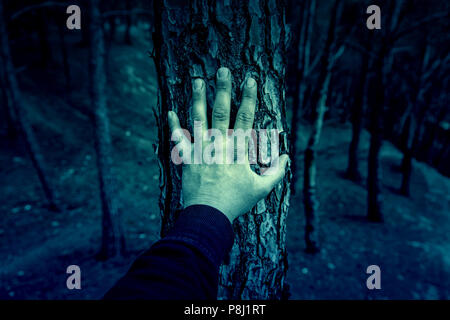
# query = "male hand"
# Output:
<box><xmin>168</xmin><ymin>67</ymin><xmax>289</xmax><ymax>223</ymax></box>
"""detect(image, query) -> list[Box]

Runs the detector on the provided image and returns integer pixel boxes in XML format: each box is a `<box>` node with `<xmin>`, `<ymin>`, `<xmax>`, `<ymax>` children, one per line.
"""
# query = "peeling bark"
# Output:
<box><xmin>153</xmin><ymin>0</ymin><xmax>291</xmax><ymax>299</ymax></box>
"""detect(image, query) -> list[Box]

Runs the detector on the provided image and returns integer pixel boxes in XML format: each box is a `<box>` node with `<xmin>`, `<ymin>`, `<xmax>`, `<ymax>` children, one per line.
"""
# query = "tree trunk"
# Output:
<box><xmin>57</xmin><ymin>17</ymin><xmax>71</xmax><ymax>90</ymax></box>
<box><xmin>89</xmin><ymin>0</ymin><xmax>124</xmax><ymax>259</ymax></box>
<box><xmin>36</xmin><ymin>11</ymin><xmax>52</xmax><ymax>67</ymax></box>
<box><xmin>303</xmin><ymin>0</ymin><xmax>341</xmax><ymax>253</ymax></box>
<box><xmin>345</xmin><ymin>38</ymin><xmax>371</xmax><ymax>182</ymax></box>
<box><xmin>108</xmin><ymin>16</ymin><xmax>117</xmax><ymax>42</ymax></box>
<box><xmin>367</xmin><ymin>0</ymin><xmax>404</xmax><ymax>222</ymax></box>
<box><xmin>0</xmin><ymin>1</ymin><xmax>59</xmax><ymax>211</ymax></box>
<box><xmin>1</xmin><ymin>74</ymin><xmax>18</xmax><ymax>138</ymax></box>
<box><xmin>153</xmin><ymin>0</ymin><xmax>291</xmax><ymax>299</ymax></box>
<box><xmin>367</xmin><ymin>52</ymin><xmax>385</xmax><ymax>222</ymax></box>
<box><xmin>400</xmin><ymin>148</ymin><xmax>413</xmax><ymax>195</ymax></box>
<box><xmin>290</xmin><ymin>0</ymin><xmax>315</xmax><ymax>195</ymax></box>
<box><xmin>124</xmin><ymin>0</ymin><xmax>132</xmax><ymax>45</ymax></box>
<box><xmin>399</xmin><ymin>41</ymin><xmax>430</xmax><ymax>196</ymax></box>
<box><xmin>80</xmin><ymin>0</ymin><xmax>91</xmax><ymax>47</ymax></box>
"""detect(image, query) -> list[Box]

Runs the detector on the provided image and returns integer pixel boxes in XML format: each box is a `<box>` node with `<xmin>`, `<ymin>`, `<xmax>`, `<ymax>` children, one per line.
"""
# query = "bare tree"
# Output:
<box><xmin>398</xmin><ymin>41</ymin><xmax>448</xmax><ymax>196</ymax></box>
<box><xmin>290</xmin><ymin>0</ymin><xmax>316</xmax><ymax>194</ymax></box>
<box><xmin>0</xmin><ymin>0</ymin><xmax>59</xmax><ymax>211</ymax></box>
<box><xmin>303</xmin><ymin>0</ymin><xmax>343</xmax><ymax>253</ymax></box>
<box><xmin>89</xmin><ymin>0</ymin><xmax>124</xmax><ymax>259</ymax></box>
<box><xmin>345</xmin><ymin>34</ymin><xmax>372</xmax><ymax>182</ymax></box>
<box><xmin>153</xmin><ymin>0</ymin><xmax>291</xmax><ymax>299</ymax></box>
<box><xmin>366</xmin><ymin>0</ymin><xmax>404</xmax><ymax>222</ymax></box>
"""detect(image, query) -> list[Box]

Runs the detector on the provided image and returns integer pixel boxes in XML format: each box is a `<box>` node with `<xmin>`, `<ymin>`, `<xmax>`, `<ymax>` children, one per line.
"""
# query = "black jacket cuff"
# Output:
<box><xmin>164</xmin><ymin>205</ymin><xmax>234</xmax><ymax>266</ymax></box>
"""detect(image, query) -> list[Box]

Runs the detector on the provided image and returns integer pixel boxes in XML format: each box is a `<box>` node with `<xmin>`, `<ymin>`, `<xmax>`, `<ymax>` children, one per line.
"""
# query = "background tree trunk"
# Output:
<box><xmin>367</xmin><ymin>50</ymin><xmax>385</xmax><ymax>222</ymax></box>
<box><xmin>36</xmin><ymin>10</ymin><xmax>52</xmax><ymax>67</ymax></box>
<box><xmin>290</xmin><ymin>0</ymin><xmax>315</xmax><ymax>194</ymax></box>
<box><xmin>399</xmin><ymin>115</ymin><xmax>413</xmax><ymax>196</ymax></box>
<box><xmin>303</xmin><ymin>0</ymin><xmax>341</xmax><ymax>253</ymax></box>
<box><xmin>1</xmin><ymin>74</ymin><xmax>18</xmax><ymax>139</ymax></box>
<box><xmin>153</xmin><ymin>0</ymin><xmax>291</xmax><ymax>299</ymax></box>
<box><xmin>399</xmin><ymin>41</ymin><xmax>436</xmax><ymax>196</ymax></box>
<box><xmin>89</xmin><ymin>0</ymin><xmax>124</xmax><ymax>259</ymax></box>
<box><xmin>367</xmin><ymin>0</ymin><xmax>404</xmax><ymax>222</ymax></box>
<box><xmin>345</xmin><ymin>37</ymin><xmax>371</xmax><ymax>182</ymax></box>
<box><xmin>124</xmin><ymin>0</ymin><xmax>132</xmax><ymax>44</ymax></box>
<box><xmin>0</xmin><ymin>0</ymin><xmax>59</xmax><ymax>211</ymax></box>
<box><xmin>56</xmin><ymin>14</ymin><xmax>71</xmax><ymax>90</ymax></box>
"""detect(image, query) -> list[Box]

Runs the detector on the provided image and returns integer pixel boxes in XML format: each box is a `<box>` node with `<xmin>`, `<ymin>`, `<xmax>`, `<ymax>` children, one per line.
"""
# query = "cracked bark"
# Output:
<box><xmin>153</xmin><ymin>0</ymin><xmax>291</xmax><ymax>299</ymax></box>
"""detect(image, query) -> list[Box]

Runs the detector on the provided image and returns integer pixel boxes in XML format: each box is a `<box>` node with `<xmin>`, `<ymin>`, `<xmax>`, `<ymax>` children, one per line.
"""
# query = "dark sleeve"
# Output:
<box><xmin>103</xmin><ymin>205</ymin><xmax>234</xmax><ymax>300</ymax></box>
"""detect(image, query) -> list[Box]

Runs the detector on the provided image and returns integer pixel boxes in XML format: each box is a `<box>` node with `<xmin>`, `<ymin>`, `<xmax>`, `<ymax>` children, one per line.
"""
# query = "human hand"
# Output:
<box><xmin>168</xmin><ymin>67</ymin><xmax>289</xmax><ymax>223</ymax></box>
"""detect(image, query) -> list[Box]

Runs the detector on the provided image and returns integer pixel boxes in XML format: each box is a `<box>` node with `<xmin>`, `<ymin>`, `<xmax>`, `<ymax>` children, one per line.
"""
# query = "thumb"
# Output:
<box><xmin>258</xmin><ymin>154</ymin><xmax>290</xmax><ymax>194</ymax></box>
<box><xmin>168</xmin><ymin>110</ymin><xmax>191</xmax><ymax>146</ymax></box>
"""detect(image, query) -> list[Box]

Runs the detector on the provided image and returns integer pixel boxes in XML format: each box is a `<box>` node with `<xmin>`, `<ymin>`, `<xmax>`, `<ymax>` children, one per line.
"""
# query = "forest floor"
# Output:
<box><xmin>1</xmin><ymin>26</ymin><xmax>449</xmax><ymax>299</ymax></box>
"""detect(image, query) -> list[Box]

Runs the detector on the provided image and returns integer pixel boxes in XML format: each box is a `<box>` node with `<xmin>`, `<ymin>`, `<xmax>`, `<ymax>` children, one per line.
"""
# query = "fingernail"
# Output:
<box><xmin>193</xmin><ymin>78</ymin><xmax>203</xmax><ymax>91</ymax></box>
<box><xmin>217</xmin><ymin>67</ymin><xmax>230</xmax><ymax>80</ymax></box>
<box><xmin>246</xmin><ymin>77</ymin><xmax>256</xmax><ymax>88</ymax></box>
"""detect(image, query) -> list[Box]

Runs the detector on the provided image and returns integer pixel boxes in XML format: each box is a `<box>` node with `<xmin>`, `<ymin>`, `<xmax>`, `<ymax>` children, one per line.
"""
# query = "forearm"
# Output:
<box><xmin>103</xmin><ymin>205</ymin><xmax>234</xmax><ymax>300</ymax></box>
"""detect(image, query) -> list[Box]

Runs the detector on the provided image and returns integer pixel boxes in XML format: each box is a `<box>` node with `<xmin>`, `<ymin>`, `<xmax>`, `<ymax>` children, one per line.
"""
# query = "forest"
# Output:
<box><xmin>0</xmin><ymin>0</ymin><xmax>449</xmax><ymax>300</ymax></box>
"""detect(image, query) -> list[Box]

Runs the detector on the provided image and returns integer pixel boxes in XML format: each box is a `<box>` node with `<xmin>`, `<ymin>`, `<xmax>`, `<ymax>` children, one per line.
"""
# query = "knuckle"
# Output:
<box><xmin>216</xmin><ymin>82</ymin><xmax>230</xmax><ymax>91</ymax></box>
<box><xmin>192</xmin><ymin>90</ymin><xmax>203</xmax><ymax>100</ymax></box>
<box><xmin>192</xmin><ymin>114</ymin><xmax>204</xmax><ymax>123</ymax></box>
<box><xmin>213</xmin><ymin>106</ymin><xmax>229</xmax><ymax>121</ymax></box>
<box><xmin>192</xmin><ymin>116</ymin><xmax>206</xmax><ymax>128</ymax></box>
<box><xmin>242</xmin><ymin>89</ymin><xmax>256</xmax><ymax>100</ymax></box>
<box><xmin>237</xmin><ymin>111</ymin><xmax>254</xmax><ymax>124</ymax></box>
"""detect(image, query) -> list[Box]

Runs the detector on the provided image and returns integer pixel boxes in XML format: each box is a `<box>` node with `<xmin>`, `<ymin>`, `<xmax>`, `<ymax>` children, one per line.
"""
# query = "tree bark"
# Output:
<box><xmin>303</xmin><ymin>0</ymin><xmax>341</xmax><ymax>253</ymax></box>
<box><xmin>0</xmin><ymin>0</ymin><xmax>59</xmax><ymax>211</ymax></box>
<box><xmin>153</xmin><ymin>0</ymin><xmax>291</xmax><ymax>299</ymax></box>
<box><xmin>89</xmin><ymin>0</ymin><xmax>124</xmax><ymax>259</ymax></box>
